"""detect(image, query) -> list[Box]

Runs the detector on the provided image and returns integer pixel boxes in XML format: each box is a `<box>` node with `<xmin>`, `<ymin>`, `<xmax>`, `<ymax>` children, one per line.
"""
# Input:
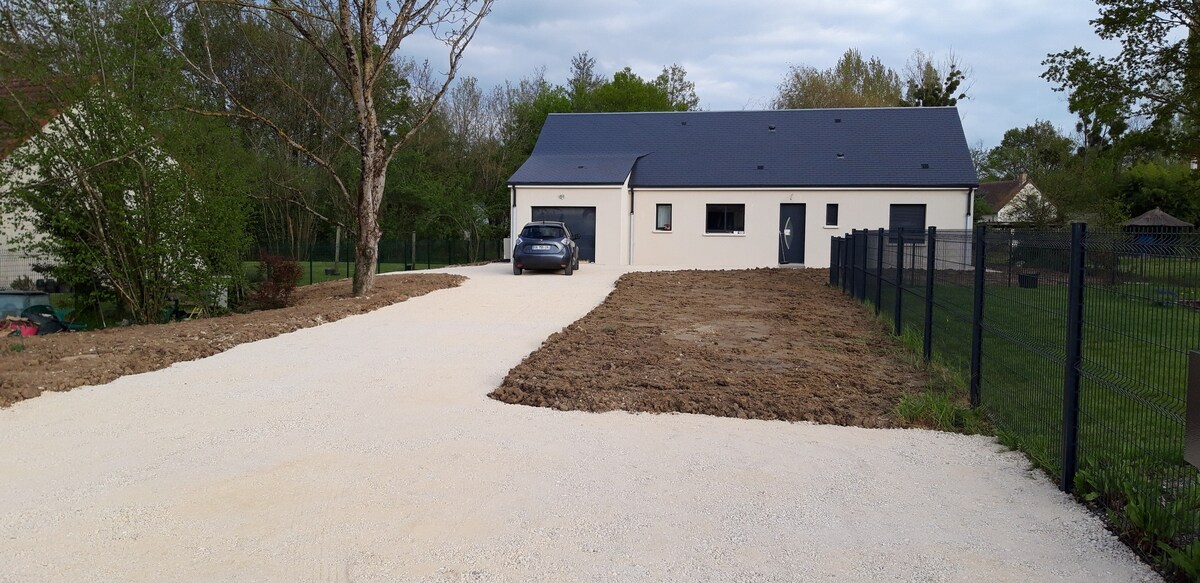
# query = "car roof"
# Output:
<box><xmin>522</xmin><ymin>221</ymin><xmax>568</xmax><ymax>228</ymax></box>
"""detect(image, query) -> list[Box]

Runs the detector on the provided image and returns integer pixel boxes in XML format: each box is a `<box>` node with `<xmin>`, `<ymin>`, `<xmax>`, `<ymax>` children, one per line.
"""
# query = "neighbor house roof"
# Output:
<box><xmin>1122</xmin><ymin>207</ymin><xmax>1194</xmax><ymax>228</ymax></box>
<box><xmin>977</xmin><ymin>177</ymin><xmax>1031</xmax><ymax>211</ymax></box>
<box><xmin>0</xmin><ymin>79</ymin><xmax>61</xmax><ymax>160</ymax></box>
<box><xmin>509</xmin><ymin>107</ymin><xmax>979</xmax><ymax>189</ymax></box>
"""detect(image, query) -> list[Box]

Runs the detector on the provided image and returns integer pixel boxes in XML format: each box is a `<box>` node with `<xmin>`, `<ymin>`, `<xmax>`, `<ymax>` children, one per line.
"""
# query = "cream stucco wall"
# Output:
<box><xmin>510</xmin><ymin>184</ymin><xmax>628</xmax><ymax>265</ymax></box>
<box><xmin>511</xmin><ymin>185</ymin><xmax>973</xmax><ymax>268</ymax></box>
<box><xmin>630</xmin><ymin>188</ymin><xmax>973</xmax><ymax>268</ymax></box>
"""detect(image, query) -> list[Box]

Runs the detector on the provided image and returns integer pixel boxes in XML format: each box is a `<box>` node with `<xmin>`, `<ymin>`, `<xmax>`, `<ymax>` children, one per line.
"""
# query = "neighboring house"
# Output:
<box><xmin>0</xmin><ymin>79</ymin><xmax>58</xmax><ymax>289</ymax></box>
<box><xmin>507</xmin><ymin>107</ymin><xmax>978</xmax><ymax>268</ymax></box>
<box><xmin>977</xmin><ymin>174</ymin><xmax>1054</xmax><ymax>224</ymax></box>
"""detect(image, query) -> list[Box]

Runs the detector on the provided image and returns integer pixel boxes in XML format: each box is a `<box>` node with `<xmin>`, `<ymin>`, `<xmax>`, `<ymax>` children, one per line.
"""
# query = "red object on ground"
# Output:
<box><xmin>1</xmin><ymin>319</ymin><xmax>38</xmax><ymax>337</ymax></box>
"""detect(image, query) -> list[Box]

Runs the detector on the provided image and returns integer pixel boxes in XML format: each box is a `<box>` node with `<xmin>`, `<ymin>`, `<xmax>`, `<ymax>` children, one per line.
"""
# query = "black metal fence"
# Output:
<box><xmin>247</xmin><ymin>236</ymin><xmax>507</xmax><ymax>286</ymax></box>
<box><xmin>831</xmin><ymin>225</ymin><xmax>1200</xmax><ymax>559</ymax></box>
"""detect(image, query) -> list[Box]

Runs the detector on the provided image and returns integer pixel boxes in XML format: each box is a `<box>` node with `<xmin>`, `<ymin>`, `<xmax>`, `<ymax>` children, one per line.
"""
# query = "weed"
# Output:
<box><xmin>8</xmin><ymin>342</ymin><xmax>25</xmax><ymax>353</ymax></box>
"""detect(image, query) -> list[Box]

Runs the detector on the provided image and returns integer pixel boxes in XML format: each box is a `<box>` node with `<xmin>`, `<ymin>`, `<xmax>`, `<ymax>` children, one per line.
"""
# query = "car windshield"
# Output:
<box><xmin>521</xmin><ymin>225</ymin><xmax>566</xmax><ymax>240</ymax></box>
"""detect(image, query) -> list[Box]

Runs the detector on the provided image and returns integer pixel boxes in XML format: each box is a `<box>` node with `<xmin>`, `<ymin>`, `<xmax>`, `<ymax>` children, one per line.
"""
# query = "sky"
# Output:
<box><xmin>404</xmin><ymin>0</ymin><xmax>1117</xmax><ymax>150</ymax></box>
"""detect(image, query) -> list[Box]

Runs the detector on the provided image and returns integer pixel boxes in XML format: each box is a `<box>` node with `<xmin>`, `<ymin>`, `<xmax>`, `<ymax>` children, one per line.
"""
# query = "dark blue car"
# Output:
<box><xmin>513</xmin><ymin>221</ymin><xmax>580</xmax><ymax>275</ymax></box>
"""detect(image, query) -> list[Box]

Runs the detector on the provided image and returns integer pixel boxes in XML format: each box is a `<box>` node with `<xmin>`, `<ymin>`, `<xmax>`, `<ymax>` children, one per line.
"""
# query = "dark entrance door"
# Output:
<box><xmin>532</xmin><ymin>206</ymin><xmax>597</xmax><ymax>261</ymax></box>
<box><xmin>778</xmin><ymin>203</ymin><xmax>806</xmax><ymax>264</ymax></box>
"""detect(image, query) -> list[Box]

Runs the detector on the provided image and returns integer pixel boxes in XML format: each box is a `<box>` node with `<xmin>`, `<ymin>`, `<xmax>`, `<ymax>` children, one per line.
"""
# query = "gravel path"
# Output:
<box><xmin>0</xmin><ymin>264</ymin><xmax>1158</xmax><ymax>582</ymax></box>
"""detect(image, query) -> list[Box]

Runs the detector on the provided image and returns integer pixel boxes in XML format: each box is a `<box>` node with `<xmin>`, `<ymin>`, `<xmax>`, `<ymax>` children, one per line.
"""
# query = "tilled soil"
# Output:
<box><xmin>491</xmin><ymin>268</ymin><xmax>929</xmax><ymax>427</ymax></box>
<box><xmin>0</xmin><ymin>274</ymin><xmax>463</xmax><ymax>406</ymax></box>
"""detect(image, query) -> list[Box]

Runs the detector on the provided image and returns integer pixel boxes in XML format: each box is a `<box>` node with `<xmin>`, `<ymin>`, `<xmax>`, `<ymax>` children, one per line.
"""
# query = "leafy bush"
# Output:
<box><xmin>248</xmin><ymin>253</ymin><xmax>301</xmax><ymax>309</ymax></box>
<box><xmin>9</xmin><ymin>275</ymin><xmax>33</xmax><ymax>291</ymax></box>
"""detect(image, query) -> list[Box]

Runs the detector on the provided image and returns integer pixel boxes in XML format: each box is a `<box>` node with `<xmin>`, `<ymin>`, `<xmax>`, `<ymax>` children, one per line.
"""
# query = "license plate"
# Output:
<box><xmin>532</xmin><ymin>244</ymin><xmax>552</xmax><ymax>250</ymax></box>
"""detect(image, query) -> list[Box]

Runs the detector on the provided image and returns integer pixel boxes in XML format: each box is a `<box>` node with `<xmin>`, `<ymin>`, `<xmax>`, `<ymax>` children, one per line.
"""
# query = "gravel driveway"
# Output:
<box><xmin>0</xmin><ymin>263</ymin><xmax>1158</xmax><ymax>582</ymax></box>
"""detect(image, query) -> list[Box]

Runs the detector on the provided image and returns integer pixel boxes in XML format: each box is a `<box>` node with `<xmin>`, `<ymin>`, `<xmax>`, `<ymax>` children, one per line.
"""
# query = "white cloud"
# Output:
<box><xmin>399</xmin><ymin>0</ymin><xmax>1118</xmax><ymax>147</ymax></box>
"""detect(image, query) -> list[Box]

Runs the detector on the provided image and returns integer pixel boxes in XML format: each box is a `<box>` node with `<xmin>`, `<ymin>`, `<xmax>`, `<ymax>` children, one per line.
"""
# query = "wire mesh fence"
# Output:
<box><xmin>247</xmin><ymin>236</ymin><xmax>507</xmax><ymax>286</ymax></box>
<box><xmin>832</xmin><ymin>224</ymin><xmax>1200</xmax><ymax>560</ymax></box>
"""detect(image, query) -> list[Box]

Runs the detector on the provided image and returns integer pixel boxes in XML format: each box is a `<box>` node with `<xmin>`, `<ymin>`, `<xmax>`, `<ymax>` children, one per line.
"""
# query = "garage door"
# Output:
<box><xmin>532</xmin><ymin>206</ymin><xmax>597</xmax><ymax>262</ymax></box>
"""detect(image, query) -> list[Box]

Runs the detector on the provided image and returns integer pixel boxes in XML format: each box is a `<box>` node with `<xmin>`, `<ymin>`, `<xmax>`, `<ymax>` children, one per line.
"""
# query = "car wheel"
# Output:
<box><xmin>564</xmin><ymin>261</ymin><xmax>573</xmax><ymax>276</ymax></box>
<box><xmin>573</xmin><ymin>255</ymin><xmax>580</xmax><ymax>270</ymax></box>
<box><xmin>513</xmin><ymin>264</ymin><xmax>522</xmax><ymax>276</ymax></box>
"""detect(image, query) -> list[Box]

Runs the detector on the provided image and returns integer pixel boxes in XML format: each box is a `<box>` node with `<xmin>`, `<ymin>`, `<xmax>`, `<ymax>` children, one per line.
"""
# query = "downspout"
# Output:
<box><xmin>966</xmin><ymin>187</ymin><xmax>975</xmax><ymax>229</ymax></box>
<box><xmin>510</xmin><ymin>184</ymin><xmax>517</xmax><ymax>255</ymax></box>
<box><xmin>629</xmin><ymin>187</ymin><xmax>635</xmax><ymax>265</ymax></box>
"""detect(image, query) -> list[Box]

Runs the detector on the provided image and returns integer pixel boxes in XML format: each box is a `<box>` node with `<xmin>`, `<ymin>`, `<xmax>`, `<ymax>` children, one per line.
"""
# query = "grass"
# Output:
<box><xmin>878</xmin><ymin>317</ymin><xmax>988</xmax><ymax>434</ymax></box>
<box><xmin>243</xmin><ymin>259</ymin><xmax>467</xmax><ymax>287</ymax></box>
<box><xmin>859</xmin><ymin>272</ymin><xmax>1200</xmax><ymax>556</ymax></box>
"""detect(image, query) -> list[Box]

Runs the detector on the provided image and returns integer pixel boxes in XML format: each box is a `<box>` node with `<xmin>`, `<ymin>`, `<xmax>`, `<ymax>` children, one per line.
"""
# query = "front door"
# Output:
<box><xmin>779</xmin><ymin>204</ymin><xmax>806</xmax><ymax>264</ymax></box>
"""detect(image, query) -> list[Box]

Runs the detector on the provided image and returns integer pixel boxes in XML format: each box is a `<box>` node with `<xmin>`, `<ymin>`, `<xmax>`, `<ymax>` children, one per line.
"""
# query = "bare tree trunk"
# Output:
<box><xmin>352</xmin><ymin>157</ymin><xmax>385</xmax><ymax>295</ymax></box>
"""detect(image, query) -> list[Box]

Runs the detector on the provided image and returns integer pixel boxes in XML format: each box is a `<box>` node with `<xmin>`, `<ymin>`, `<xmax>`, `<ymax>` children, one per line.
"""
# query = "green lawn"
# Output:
<box><xmin>869</xmin><ymin>275</ymin><xmax>1200</xmax><ymax>533</ymax></box>
<box><xmin>244</xmin><ymin>260</ymin><xmax>455</xmax><ymax>287</ymax></box>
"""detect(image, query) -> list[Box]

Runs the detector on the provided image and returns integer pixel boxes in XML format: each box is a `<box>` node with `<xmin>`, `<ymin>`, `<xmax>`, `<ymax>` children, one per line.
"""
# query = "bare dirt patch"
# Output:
<box><xmin>0</xmin><ymin>274</ymin><xmax>463</xmax><ymax>407</ymax></box>
<box><xmin>490</xmin><ymin>268</ymin><xmax>929</xmax><ymax>427</ymax></box>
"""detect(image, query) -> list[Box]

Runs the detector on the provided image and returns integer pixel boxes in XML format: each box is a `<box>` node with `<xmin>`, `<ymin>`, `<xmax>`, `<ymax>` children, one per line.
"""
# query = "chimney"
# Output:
<box><xmin>1019</xmin><ymin>172</ymin><xmax>1028</xmax><ymax>183</ymax></box>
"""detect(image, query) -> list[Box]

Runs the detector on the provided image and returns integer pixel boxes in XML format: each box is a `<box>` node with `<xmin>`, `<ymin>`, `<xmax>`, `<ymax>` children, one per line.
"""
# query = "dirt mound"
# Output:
<box><xmin>491</xmin><ymin>268</ymin><xmax>927</xmax><ymax>427</ymax></box>
<box><xmin>0</xmin><ymin>274</ymin><xmax>463</xmax><ymax>406</ymax></box>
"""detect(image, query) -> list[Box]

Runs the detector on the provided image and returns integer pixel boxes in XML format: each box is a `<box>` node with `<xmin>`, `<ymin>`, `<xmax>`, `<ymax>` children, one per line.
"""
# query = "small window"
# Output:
<box><xmin>825</xmin><ymin>203</ymin><xmax>839</xmax><ymax>226</ymax></box>
<box><xmin>656</xmin><ymin>204</ymin><xmax>672</xmax><ymax>231</ymax></box>
<box><xmin>706</xmin><ymin>204</ymin><xmax>745</xmax><ymax>234</ymax></box>
<box><xmin>888</xmin><ymin>204</ymin><xmax>927</xmax><ymax>240</ymax></box>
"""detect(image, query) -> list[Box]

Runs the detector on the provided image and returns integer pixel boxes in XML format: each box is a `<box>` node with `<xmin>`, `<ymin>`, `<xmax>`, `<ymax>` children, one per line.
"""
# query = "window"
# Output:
<box><xmin>888</xmin><ymin>204</ymin><xmax>927</xmax><ymax>240</ymax></box>
<box><xmin>706</xmin><ymin>204</ymin><xmax>745</xmax><ymax>234</ymax></box>
<box><xmin>519</xmin><ymin>224</ymin><xmax>566</xmax><ymax>240</ymax></box>
<box><xmin>656</xmin><ymin>204</ymin><xmax>672</xmax><ymax>231</ymax></box>
<box><xmin>825</xmin><ymin>203</ymin><xmax>839</xmax><ymax>226</ymax></box>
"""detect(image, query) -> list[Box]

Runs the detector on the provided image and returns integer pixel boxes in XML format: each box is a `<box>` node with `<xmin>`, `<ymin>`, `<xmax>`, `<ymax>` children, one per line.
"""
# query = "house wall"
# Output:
<box><xmin>511</xmin><ymin>185</ymin><xmax>628</xmax><ymax>264</ymax></box>
<box><xmin>0</xmin><ymin>160</ymin><xmax>51</xmax><ymax>288</ymax></box>
<box><xmin>630</xmin><ymin>188</ymin><xmax>973</xmax><ymax>268</ymax></box>
<box><xmin>996</xmin><ymin>183</ymin><xmax>1051</xmax><ymax>223</ymax></box>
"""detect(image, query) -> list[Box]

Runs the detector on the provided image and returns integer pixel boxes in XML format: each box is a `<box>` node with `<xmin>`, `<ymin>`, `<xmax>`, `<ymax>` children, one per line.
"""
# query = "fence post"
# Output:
<box><xmin>875</xmin><ymin>228</ymin><xmax>885</xmax><ymax>315</ymax></box>
<box><xmin>970</xmin><ymin>225</ymin><xmax>988</xmax><ymax>407</ymax></box>
<box><xmin>847</xmin><ymin>231</ymin><xmax>857</xmax><ymax>294</ymax></box>
<box><xmin>854</xmin><ymin>231</ymin><xmax>863</xmax><ymax>300</ymax></box>
<box><xmin>1061</xmin><ymin>222</ymin><xmax>1087</xmax><ymax>493</ymax></box>
<box><xmin>829</xmin><ymin>237</ymin><xmax>839</xmax><ymax>286</ymax></box>
<box><xmin>924</xmin><ymin>226</ymin><xmax>937</xmax><ymax>362</ymax></box>
<box><xmin>894</xmin><ymin>227</ymin><xmax>904</xmax><ymax>336</ymax></box>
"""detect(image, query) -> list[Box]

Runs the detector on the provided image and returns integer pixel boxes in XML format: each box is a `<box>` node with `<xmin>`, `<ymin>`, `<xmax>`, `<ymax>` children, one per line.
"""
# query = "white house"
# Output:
<box><xmin>977</xmin><ymin>174</ymin><xmax>1054</xmax><ymax>224</ymax></box>
<box><xmin>0</xmin><ymin>79</ymin><xmax>56</xmax><ymax>288</ymax></box>
<box><xmin>508</xmin><ymin>107</ymin><xmax>979</xmax><ymax>268</ymax></box>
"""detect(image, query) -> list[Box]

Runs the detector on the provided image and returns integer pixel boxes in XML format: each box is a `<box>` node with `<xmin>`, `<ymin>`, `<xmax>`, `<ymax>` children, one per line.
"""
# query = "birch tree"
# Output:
<box><xmin>176</xmin><ymin>0</ymin><xmax>493</xmax><ymax>295</ymax></box>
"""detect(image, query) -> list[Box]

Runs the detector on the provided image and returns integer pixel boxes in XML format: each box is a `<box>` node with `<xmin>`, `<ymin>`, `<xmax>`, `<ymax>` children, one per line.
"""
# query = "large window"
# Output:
<box><xmin>825</xmin><ymin>203</ymin><xmax>839</xmax><ymax>226</ymax></box>
<box><xmin>706</xmin><ymin>204</ymin><xmax>745</xmax><ymax>234</ymax></box>
<box><xmin>888</xmin><ymin>204</ymin><xmax>927</xmax><ymax>239</ymax></box>
<box><xmin>656</xmin><ymin>204</ymin><xmax>672</xmax><ymax>231</ymax></box>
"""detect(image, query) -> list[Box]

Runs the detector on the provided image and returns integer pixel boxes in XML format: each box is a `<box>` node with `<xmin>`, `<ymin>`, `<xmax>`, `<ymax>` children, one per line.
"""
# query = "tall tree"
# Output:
<box><xmin>901</xmin><ymin>50</ymin><xmax>968</xmax><ymax>107</ymax></box>
<box><xmin>567</xmin><ymin>51</ymin><xmax>604</xmax><ymax>112</ymax></box>
<box><xmin>0</xmin><ymin>0</ymin><xmax>250</xmax><ymax>323</ymax></box>
<box><xmin>176</xmin><ymin>0</ymin><xmax>493</xmax><ymax>295</ymax></box>
<box><xmin>654</xmin><ymin>63</ymin><xmax>700</xmax><ymax>111</ymax></box>
<box><xmin>773</xmin><ymin>48</ymin><xmax>902</xmax><ymax>109</ymax></box>
<box><xmin>591</xmin><ymin>67</ymin><xmax>673</xmax><ymax>112</ymax></box>
<box><xmin>982</xmin><ymin>121</ymin><xmax>1075</xmax><ymax>181</ymax></box>
<box><xmin>1042</xmin><ymin>0</ymin><xmax>1200</xmax><ymax>159</ymax></box>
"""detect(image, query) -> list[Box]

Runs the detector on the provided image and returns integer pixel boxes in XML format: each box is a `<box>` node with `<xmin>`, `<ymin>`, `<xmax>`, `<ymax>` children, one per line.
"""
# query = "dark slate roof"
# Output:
<box><xmin>1123</xmin><ymin>207</ymin><xmax>1194</xmax><ymax>228</ymax></box>
<box><xmin>508</xmin><ymin>154</ymin><xmax>642</xmax><ymax>185</ymax></box>
<box><xmin>509</xmin><ymin>108</ymin><xmax>979</xmax><ymax>188</ymax></box>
